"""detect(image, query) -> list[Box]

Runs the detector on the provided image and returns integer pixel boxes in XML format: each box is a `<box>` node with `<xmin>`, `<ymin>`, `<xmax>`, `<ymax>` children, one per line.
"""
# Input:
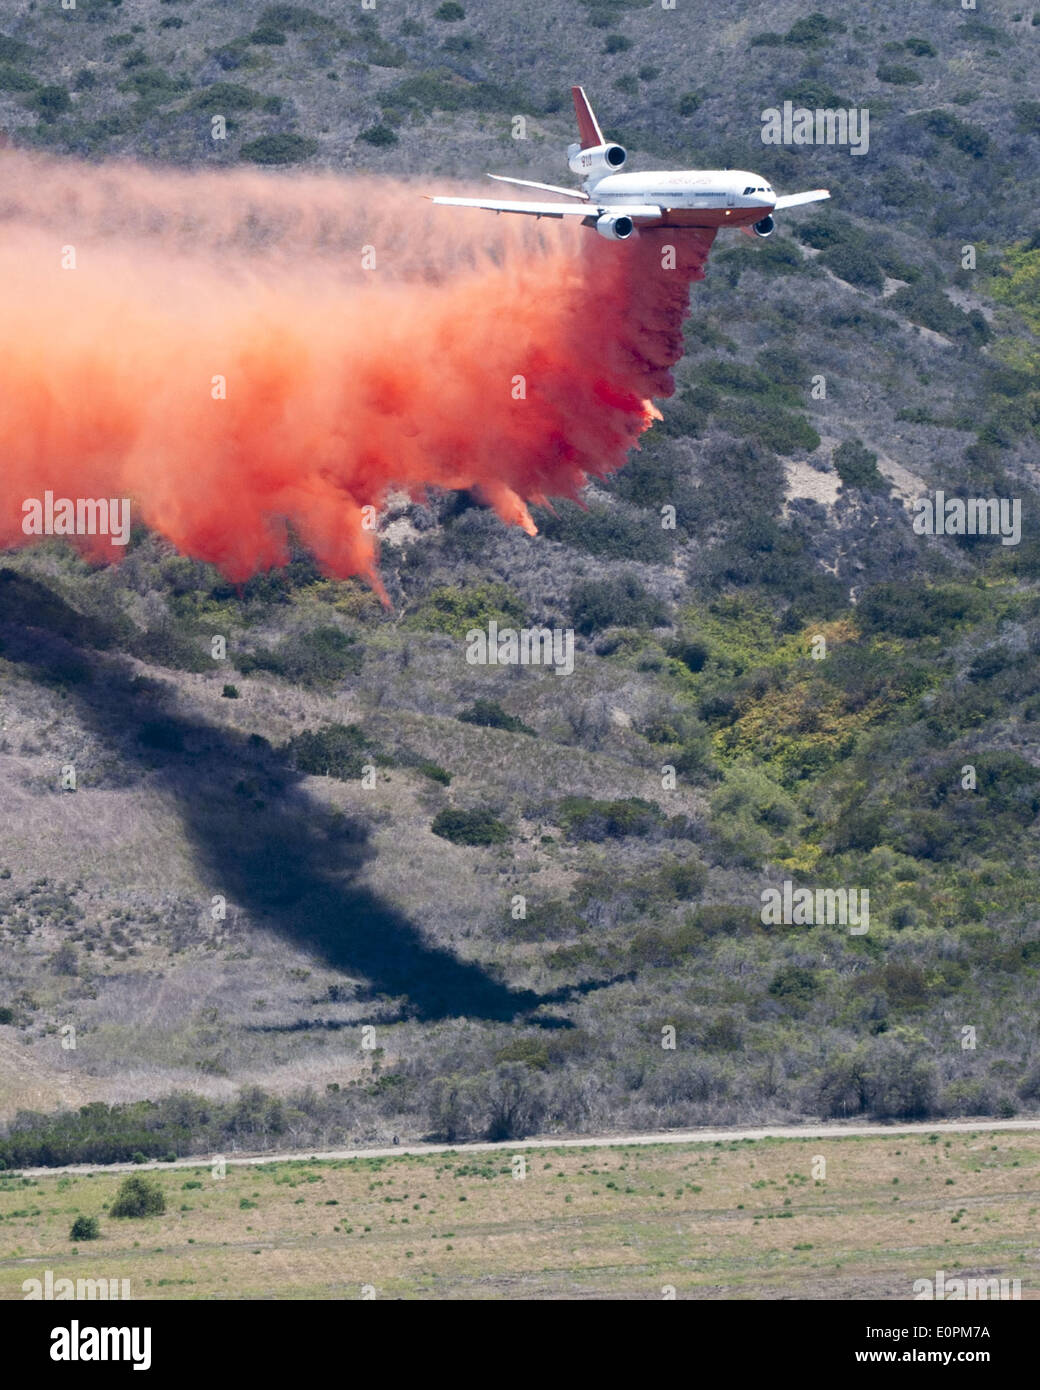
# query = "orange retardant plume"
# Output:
<box><xmin>0</xmin><ymin>152</ymin><xmax>715</xmax><ymax>590</ymax></box>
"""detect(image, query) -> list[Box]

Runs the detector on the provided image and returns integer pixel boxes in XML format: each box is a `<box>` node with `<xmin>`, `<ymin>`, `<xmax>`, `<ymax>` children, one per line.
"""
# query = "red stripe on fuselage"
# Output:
<box><xmin>633</xmin><ymin>205</ymin><xmax>775</xmax><ymax>229</ymax></box>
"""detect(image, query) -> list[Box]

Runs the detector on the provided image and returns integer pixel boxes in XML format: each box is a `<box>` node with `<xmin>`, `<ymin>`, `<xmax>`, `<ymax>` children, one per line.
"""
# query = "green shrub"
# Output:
<box><xmin>857</xmin><ymin>583</ymin><xmax>985</xmax><ymax>639</ymax></box>
<box><xmin>1015</xmin><ymin>100</ymin><xmax>1040</xmax><ymax>135</ymax></box>
<box><xmin>70</xmin><ymin>1214</ymin><xmax>100</xmax><ymax>1241</ymax></box>
<box><xmin>711</xmin><ymin>764</ymin><xmax>796</xmax><ymax>831</ymax></box>
<box><xmin>249</xmin><ymin>25</ymin><xmax>287</xmax><ymax>44</ymax></box>
<box><xmin>919</xmin><ymin>110</ymin><xmax>990</xmax><ymax>158</ymax></box>
<box><xmin>820</xmin><ymin>242</ymin><xmax>885</xmax><ymax>292</ymax></box>
<box><xmin>32</xmin><ymin>85</ymin><xmax>72</xmax><ymax>120</ymax></box>
<box><xmin>359</xmin><ymin>123</ymin><xmax>398</xmax><ymax>146</ymax></box>
<box><xmin>188</xmin><ymin>83</ymin><xmax>261</xmax><ymax>112</ymax></box>
<box><xmin>493</xmin><ymin>1038</ymin><xmax>550</xmax><ymax>1070</ymax></box>
<box><xmin>659</xmin><ymin>858</ymin><xmax>708</xmax><ymax>899</ymax></box>
<box><xmin>240</xmin><ymin>133</ymin><xmax>318</xmax><ymax>164</ymax></box>
<box><xmin>435</xmin><ymin>2</ymin><xmax>465</xmax><ymax>19</ymax></box>
<box><xmin>110</xmin><ymin>1175</ymin><xmax>166</xmax><ymax>1218</ymax></box>
<box><xmin>513</xmin><ymin>898</ymin><xmax>586</xmax><ymax>941</ymax></box>
<box><xmin>701</xmin><ymin>360</ymin><xmax>779</xmax><ymax>398</ymax></box>
<box><xmin>784</xmin><ymin>13</ymin><xmax>844</xmax><ymax>45</ymax></box>
<box><xmin>833</xmin><ymin>439</ymin><xmax>886</xmax><ymax>491</ymax></box>
<box><xmin>769</xmin><ymin>966</ymin><xmax>819</xmax><ymax>1004</ymax></box>
<box><xmin>556</xmin><ymin>795</ymin><xmax>662</xmax><ymax>841</ymax></box>
<box><xmin>887</xmin><ymin>283</ymin><xmax>990</xmax><ymax>343</ymax></box>
<box><xmin>260</xmin><ymin>4</ymin><xmax>331</xmax><ymax>29</ymax></box>
<box><xmin>955</xmin><ymin>19</ymin><xmax>1008</xmax><ymax>43</ymax></box>
<box><xmin>570</xmin><ymin>573</ymin><xmax>668</xmax><ymax>634</ymax></box>
<box><xmin>794</xmin><ymin>214</ymin><xmax>849</xmax><ymax>252</ymax></box>
<box><xmin>739</xmin><ymin>237</ymin><xmax>809</xmax><ymax>278</ymax></box>
<box><xmin>876</xmin><ymin>63</ymin><xmax>921</xmax><ymax>85</ymax></box>
<box><xmin>408</xmin><ymin>581</ymin><xmax>525</xmax><ymax>637</ymax></box>
<box><xmin>713</xmin><ymin>399</ymin><xmax>820</xmax><ymax>455</ymax></box>
<box><xmin>131</xmin><ymin>622</ymin><xmax>210</xmax><ymax>673</ymax></box>
<box><xmin>532</xmin><ymin>499</ymin><xmax>671</xmax><ymax>562</ymax></box>
<box><xmin>779</xmin><ymin>80</ymin><xmax>850</xmax><ymax>109</ymax></box>
<box><xmin>415</xmin><ymin>760</ymin><xmax>451</xmax><ymax>786</ymax></box>
<box><xmin>0</xmin><ymin>33</ymin><xmax>30</xmax><ymax>64</ymax></box>
<box><xmin>756</xmin><ymin>345</ymin><xmax>808</xmax><ymax>388</ymax></box>
<box><xmin>285</xmin><ymin>723</ymin><xmax>371</xmax><ymax>780</ymax></box>
<box><xmin>657</xmin><ymin>387</ymin><xmax>713</xmax><ymax>437</ymax></box>
<box><xmin>123</xmin><ymin>68</ymin><xmax>188</xmax><ymax>105</ymax></box>
<box><xmin>0</xmin><ymin>66</ymin><xmax>37</xmax><ymax>92</ymax></box>
<box><xmin>677</xmin><ymin>91</ymin><xmax>700</xmax><ymax>115</ymax></box>
<box><xmin>458</xmin><ymin>699</ymin><xmax>534</xmax><ymax>735</ymax></box>
<box><xmin>605</xmin><ymin>34</ymin><xmax>632</xmax><ymax>54</ymax></box>
<box><xmin>238</xmin><ymin>625</ymin><xmax>361</xmax><ymax>684</ymax></box>
<box><xmin>432</xmin><ymin>808</ymin><xmax>509</xmax><ymax>846</ymax></box>
<box><xmin>863</xmin><ymin>1044</ymin><xmax>937</xmax><ymax>1120</ymax></box>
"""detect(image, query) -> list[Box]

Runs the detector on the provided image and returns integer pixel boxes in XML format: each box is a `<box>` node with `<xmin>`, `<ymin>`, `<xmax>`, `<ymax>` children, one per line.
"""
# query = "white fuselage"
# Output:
<box><xmin>589</xmin><ymin>169</ymin><xmax>776</xmax><ymax>227</ymax></box>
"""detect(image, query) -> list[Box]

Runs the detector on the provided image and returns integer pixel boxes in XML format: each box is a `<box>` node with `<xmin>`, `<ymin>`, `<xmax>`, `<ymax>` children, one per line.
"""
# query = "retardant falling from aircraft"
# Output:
<box><xmin>0</xmin><ymin>151</ymin><xmax>716</xmax><ymax>592</ymax></box>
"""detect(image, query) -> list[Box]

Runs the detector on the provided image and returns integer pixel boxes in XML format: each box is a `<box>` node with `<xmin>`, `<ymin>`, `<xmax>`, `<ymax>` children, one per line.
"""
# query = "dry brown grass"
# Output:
<box><xmin>2</xmin><ymin>1130</ymin><xmax>1038</xmax><ymax>1300</ymax></box>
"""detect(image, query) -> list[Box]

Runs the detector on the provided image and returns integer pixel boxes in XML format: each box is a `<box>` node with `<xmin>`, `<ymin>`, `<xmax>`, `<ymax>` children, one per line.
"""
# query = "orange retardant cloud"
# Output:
<box><xmin>0</xmin><ymin>151</ymin><xmax>714</xmax><ymax>590</ymax></box>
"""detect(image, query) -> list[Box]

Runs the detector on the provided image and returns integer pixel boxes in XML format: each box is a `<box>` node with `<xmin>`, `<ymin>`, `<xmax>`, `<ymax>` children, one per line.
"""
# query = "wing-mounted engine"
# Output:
<box><xmin>741</xmin><ymin>215</ymin><xmax>775</xmax><ymax>238</ymax></box>
<box><xmin>568</xmin><ymin>140</ymin><xmax>627</xmax><ymax>179</ymax></box>
<box><xmin>595</xmin><ymin>212</ymin><xmax>634</xmax><ymax>241</ymax></box>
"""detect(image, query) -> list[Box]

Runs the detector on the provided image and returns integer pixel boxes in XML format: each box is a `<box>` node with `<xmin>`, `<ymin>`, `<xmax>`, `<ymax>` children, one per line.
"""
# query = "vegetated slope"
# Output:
<box><xmin>0</xmin><ymin>1</ymin><xmax>1038</xmax><ymax>1161</ymax></box>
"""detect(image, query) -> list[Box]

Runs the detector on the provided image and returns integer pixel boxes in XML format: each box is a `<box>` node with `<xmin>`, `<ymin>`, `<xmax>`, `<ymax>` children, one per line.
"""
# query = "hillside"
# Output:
<box><xmin>0</xmin><ymin>0</ymin><xmax>1038</xmax><ymax>1165</ymax></box>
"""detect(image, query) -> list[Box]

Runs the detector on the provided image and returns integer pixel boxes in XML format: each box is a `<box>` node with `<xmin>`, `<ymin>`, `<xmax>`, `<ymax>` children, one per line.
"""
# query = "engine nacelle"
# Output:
<box><xmin>595</xmin><ymin>212</ymin><xmax>635</xmax><ymax>242</ymax></box>
<box><xmin>568</xmin><ymin>141</ymin><xmax>627</xmax><ymax>179</ymax></box>
<box><xmin>751</xmin><ymin>214</ymin><xmax>775</xmax><ymax>238</ymax></box>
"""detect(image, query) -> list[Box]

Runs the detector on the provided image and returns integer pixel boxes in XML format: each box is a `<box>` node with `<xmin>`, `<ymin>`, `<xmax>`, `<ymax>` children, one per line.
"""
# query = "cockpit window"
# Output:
<box><xmin>743</xmin><ymin>186</ymin><xmax>754</xmax><ymax>195</ymax></box>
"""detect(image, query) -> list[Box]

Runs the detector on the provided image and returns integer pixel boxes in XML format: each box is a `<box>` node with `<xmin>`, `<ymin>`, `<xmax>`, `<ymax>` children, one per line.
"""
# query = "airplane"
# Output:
<box><xmin>430</xmin><ymin>85</ymin><xmax>830</xmax><ymax>242</ymax></box>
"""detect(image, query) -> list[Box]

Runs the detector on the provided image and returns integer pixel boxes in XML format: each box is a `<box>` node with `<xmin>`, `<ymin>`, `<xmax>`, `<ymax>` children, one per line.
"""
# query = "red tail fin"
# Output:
<box><xmin>571</xmin><ymin>86</ymin><xmax>604</xmax><ymax>150</ymax></box>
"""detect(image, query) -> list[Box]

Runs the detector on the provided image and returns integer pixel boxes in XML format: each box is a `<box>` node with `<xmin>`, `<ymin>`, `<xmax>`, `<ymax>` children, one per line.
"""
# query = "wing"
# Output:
<box><xmin>428</xmin><ymin>195</ymin><xmax>662</xmax><ymax>222</ymax></box>
<box><xmin>773</xmin><ymin>189</ymin><xmax>830</xmax><ymax>210</ymax></box>
<box><xmin>487</xmin><ymin>173</ymin><xmax>589</xmax><ymax>201</ymax></box>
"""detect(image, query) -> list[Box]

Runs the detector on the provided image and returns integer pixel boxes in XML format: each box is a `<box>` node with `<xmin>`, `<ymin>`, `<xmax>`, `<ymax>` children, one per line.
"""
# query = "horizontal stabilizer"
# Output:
<box><xmin>773</xmin><ymin>188</ymin><xmax>830</xmax><ymax>210</ymax></box>
<box><xmin>487</xmin><ymin>173</ymin><xmax>589</xmax><ymax>201</ymax></box>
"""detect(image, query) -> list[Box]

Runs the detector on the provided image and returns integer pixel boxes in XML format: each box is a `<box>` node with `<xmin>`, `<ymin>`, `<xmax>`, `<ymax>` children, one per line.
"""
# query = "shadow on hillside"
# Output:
<box><xmin>0</xmin><ymin>568</ymin><xmax>599</xmax><ymax>1025</ymax></box>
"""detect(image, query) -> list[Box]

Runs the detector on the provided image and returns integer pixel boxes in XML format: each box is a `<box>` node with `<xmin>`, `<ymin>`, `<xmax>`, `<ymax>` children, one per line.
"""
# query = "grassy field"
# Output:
<box><xmin>2</xmin><ymin>1130</ymin><xmax>1038</xmax><ymax>1300</ymax></box>
<box><xmin>1</xmin><ymin>0</ymin><xmax>1039</xmax><ymax>1183</ymax></box>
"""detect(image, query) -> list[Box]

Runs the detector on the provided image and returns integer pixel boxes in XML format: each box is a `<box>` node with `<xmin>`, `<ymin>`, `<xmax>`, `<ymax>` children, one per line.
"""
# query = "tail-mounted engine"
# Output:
<box><xmin>568</xmin><ymin>141</ymin><xmax>627</xmax><ymax>180</ymax></box>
